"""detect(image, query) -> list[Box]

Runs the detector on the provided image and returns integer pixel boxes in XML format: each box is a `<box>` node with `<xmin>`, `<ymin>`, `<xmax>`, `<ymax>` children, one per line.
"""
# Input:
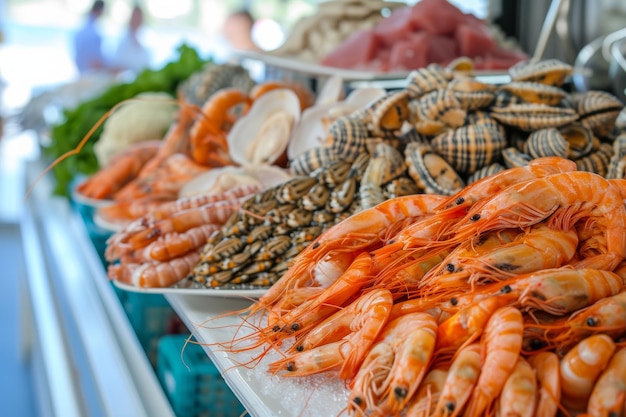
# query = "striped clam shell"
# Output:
<box><xmin>405</xmin><ymin>142</ymin><xmax>465</xmax><ymax>195</ymax></box>
<box><xmin>361</xmin><ymin>141</ymin><xmax>407</xmax><ymax>187</ymax></box>
<box><xmin>314</xmin><ymin>158</ymin><xmax>353</xmax><ymax>187</ymax></box>
<box><xmin>448</xmin><ymin>77</ymin><xmax>496</xmax><ymax>111</ymax></box>
<box><xmin>574</xmin><ymin>142</ymin><xmax>613</xmax><ymax>177</ymax></box>
<box><xmin>415</xmin><ymin>89</ymin><xmax>467</xmax><ymax>136</ymax></box>
<box><xmin>606</xmin><ymin>133</ymin><xmax>626</xmax><ymax>179</ymax></box>
<box><xmin>289</xmin><ymin>146</ymin><xmax>340</xmax><ymax>176</ymax></box>
<box><xmin>501</xmin><ymin>146</ymin><xmax>532</xmax><ymax>168</ymax></box>
<box><xmin>430</xmin><ymin>124</ymin><xmax>507</xmax><ymax>175</ymax></box>
<box><xmin>568</xmin><ymin>91</ymin><xmax>623</xmax><ymax>138</ymax></box>
<box><xmin>466</xmin><ymin>162</ymin><xmax>506</xmax><ymax>184</ymax></box>
<box><xmin>559</xmin><ymin>123</ymin><xmax>595</xmax><ymax>159</ymax></box>
<box><xmin>365</xmin><ymin>90</ymin><xmax>411</xmax><ymax>136</ymax></box>
<box><xmin>465</xmin><ymin>111</ymin><xmax>507</xmax><ymax>138</ymax></box>
<box><xmin>508</xmin><ymin>59</ymin><xmax>573</xmax><ymax>87</ymax></box>
<box><xmin>490</xmin><ymin>103</ymin><xmax>579</xmax><ymax>132</ymax></box>
<box><xmin>490</xmin><ymin>89</ymin><xmax>525</xmax><ymax>109</ymax></box>
<box><xmin>275</xmin><ymin>176</ymin><xmax>318</xmax><ymax>204</ymax></box>
<box><xmin>406</xmin><ymin>64</ymin><xmax>453</xmax><ymax>99</ymax></box>
<box><xmin>523</xmin><ymin>128</ymin><xmax>569</xmax><ymax>159</ymax></box>
<box><xmin>498</xmin><ymin>81</ymin><xmax>567</xmax><ymax>106</ymax></box>
<box><xmin>327</xmin><ymin>115</ymin><xmax>369</xmax><ymax>159</ymax></box>
<box><xmin>384</xmin><ymin>176</ymin><xmax>420</xmax><ymax>198</ymax></box>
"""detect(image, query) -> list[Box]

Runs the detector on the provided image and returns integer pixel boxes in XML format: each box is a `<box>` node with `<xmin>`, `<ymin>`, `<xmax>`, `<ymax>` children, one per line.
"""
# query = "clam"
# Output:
<box><xmin>501</xmin><ymin>146</ymin><xmax>532</xmax><ymax>168</ymax></box>
<box><xmin>406</xmin><ymin>64</ymin><xmax>453</xmax><ymax>99</ymax></box>
<box><xmin>523</xmin><ymin>128</ymin><xmax>569</xmax><ymax>159</ymax></box>
<box><xmin>567</xmin><ymin>91</ymin><xmax>623</xmax><ymax>138</ymax></box>
<box><xmin>490</xmin><ymin>103</ymin><xmax>579</xmax><ymax>132</ymax></box>
<box><xmin>414</xmin><ymin>89</ymin><xmax>466</xmax><ymax>136</ymax></box>
<box><xmin>499</xmin><ymin>81</ymin><xmax>567</xmax><ymax>106</ymax></box>
<box><xmin>466</xmin><ymin>162</ymin><xmax>506</xmax><ymax>184</ymax></box>
<box><xmin>559</xmin><ymin>123</ymin><xmax>595</xmax><ymax>159</ymax></box>
<box><xmin>228</xmin><ymin>88</ymin><xmax>301</xmax><ymax>166</ymax></box>
<box><xmin>448</xmin><ymin>77</ymin><xmax>497</xmax><ymax>111</ymax></box>
<box><xmin>607</xmin><ymin>133</ymin><xmax>626</xmax><ymax>179</ymax></box>
<box><xmin>405</xmin><ymin>142</ymin><xmax>464</xmax><ymax>196</ymax></box>
<box><xmin>179</xmin><ymin>165</ymin><xmax>293</xmax><ymax>198</ymax></box>
<box><xmin>430</xmin><ymin>124</ymin><xmax>507</xmax><ymax>175</ymax></box>
<box><xmin>574</xmin><ymin>142</ymin><xmax>613</xmax><ymax>177</ymax></box>
<box><xmin>508</xmin><ymin>59</ymin><xmax>573</xmax><ymax>87</ymax></box>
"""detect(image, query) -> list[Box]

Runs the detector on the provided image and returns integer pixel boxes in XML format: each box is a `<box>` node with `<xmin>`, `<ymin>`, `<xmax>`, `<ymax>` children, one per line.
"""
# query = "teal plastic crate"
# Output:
<box><xmin>115</xmin><ymin>288</ymin><xmax>178</xmax><ymax>366</ymax></box>
<box><xmin>157</xmin><ymin>335</ymin><xmax>246</xmax><ymax>417</ymax></box>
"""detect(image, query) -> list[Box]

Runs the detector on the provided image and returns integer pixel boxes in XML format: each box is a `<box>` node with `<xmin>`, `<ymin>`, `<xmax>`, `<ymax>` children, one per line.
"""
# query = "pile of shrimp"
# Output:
<box><xmin>105</xmin><ymin>183</ymin><xmax>261</xmax><ymax>288</ymax></box>
<box><xmin>216</xmin><ymin>156</ymin><xmax>626</xmax><ymax>417</ymax></box>
<box><xmin>75</xmin><ymin>80</ymin><xmax>315</xmax><ymax>226</ymax></box>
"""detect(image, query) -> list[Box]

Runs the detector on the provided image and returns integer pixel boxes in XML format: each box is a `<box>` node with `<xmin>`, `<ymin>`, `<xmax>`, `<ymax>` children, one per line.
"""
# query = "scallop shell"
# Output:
<box><xmin>315</xmin><ymin>75</ymin><xmax>345</xmax><ymax>106</ymax></box>
<box><xmin>228</xmin><ymin>88</ymin><xmax>301</xmax><ymax>166</ymax></box>
<box><xmin>179</xmin><ymin>165</ymin><xmax>293</xmax><ymax>198</ymax></box>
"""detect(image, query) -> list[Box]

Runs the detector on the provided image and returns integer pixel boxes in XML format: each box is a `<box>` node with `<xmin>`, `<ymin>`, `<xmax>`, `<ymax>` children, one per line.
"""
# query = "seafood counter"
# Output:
<box><xmin>45</xmin><ymin>55</ymin><xmax>626</xmax><ymax>417</ymax></box>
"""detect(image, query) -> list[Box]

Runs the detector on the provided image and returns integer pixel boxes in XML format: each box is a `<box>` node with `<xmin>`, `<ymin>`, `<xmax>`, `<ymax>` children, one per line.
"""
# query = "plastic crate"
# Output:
<box><xmin>116</xmin><ymin>288</ymin><xmax>178</xmax><ymax>366</ymax></box>
<box><xmin>157</xmin><ymin>335</ymin><xmax>246</xmax><ymax>417</ymax></box>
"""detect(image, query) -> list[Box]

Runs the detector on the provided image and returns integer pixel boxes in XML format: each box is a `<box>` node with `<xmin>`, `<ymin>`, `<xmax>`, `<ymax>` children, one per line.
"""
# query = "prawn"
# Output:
<box><xmin>586</xmin><ymin>347</ymin><xmax>626</xmax><ymax>417</ymax></box>
<box><xmin>527</xmin><ymin>351</ymin><xmax>561</xmax><ymax>417</ymax></box>
<box><xmin>107</xmin><ymin>249</ymin><xmax>201</xmax><ymax>288</ymax></box>
<box><xmin>450</xmin><ymin>171</ymin><xmax>626</xmax><ymax>271</ymax></box>
<box><xmin>496</xmin><ymin>357</ymin><xmax>537</xmax><ymax>417</ymax></box>
<box><xmin>432</xmin><ymin>343</ymin><xmax>482</xmax><ymax>417</ymax></box>
<box><xmin>266</xmin><ymin>288</ymin><xmax>393</xmax><ymax>379</ymax></box>
<box><xmin>463</xmin><ymin>306</ymin><xmax>523</xmax><ymax>417</ymax></box>
<box><xmin>560</xmin><ymin>333</ymin><xmax>616</xmax><ymax>412</ymax></box>
<box><xmin>348</xmin><ymin>343</ymin><xmax>394</xmax><ymax>416</ymax></box>
<box><xmin>405</xmin><ymin>369</ymin><xmax>448</xmax><ymax>417</ymax></box>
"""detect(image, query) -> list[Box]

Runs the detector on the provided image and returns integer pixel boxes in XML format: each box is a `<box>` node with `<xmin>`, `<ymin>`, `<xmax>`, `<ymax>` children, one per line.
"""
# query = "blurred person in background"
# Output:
<box><xmin>73</xmin><ymin>0</ymin><xmax>107</xmax><ymax>74</ymax></box>
<box><xmin>110</xmin><ymin>4</ymin><xmax>150</xmax><ymax>75</ymax></box>
<box><xmin>222</xmin><ymin>9</ymin><xmax>261</xmax><ymax>52</ymax></box>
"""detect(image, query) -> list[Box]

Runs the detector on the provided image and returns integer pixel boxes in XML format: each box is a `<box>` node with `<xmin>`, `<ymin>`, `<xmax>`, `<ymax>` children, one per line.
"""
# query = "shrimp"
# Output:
<box><xmin>348</xmin><ymin>343</ymin><xmax>394</xmax><ymax>416</ymax></box>
<box><xmin>266</xmin><ymin>288</ymin><xmax>393</xmax><ymax>379</ymax></box>
<box><xmin>432</xmin><ymin>343</ymin><xmax>482</xmax><ymax>417</ymax></box>
<box><xmin>382</xmin><ymin>313</ymin><xmax>438</xmax><ymax>414</ymax></box>
<box><xmin>455</xmin><ymin>223</ymin><xmax>579</xmax><ymax>285</ymax></box>
<box><xmin>96</xmin><ymin>194</ymin><xmax>174</xmax><ymax>225</ymax></box>
<box><xmin>255</xmin><ymin>194</ymin><xmax>448</xmax><ymax>313</ymax></box>
<box><xmin>464</xmin><ymin>306</ymin><xmax>523</xmax><ymax>417</ymax></box>
<box><xmin>512</xmin><ymin>267</ymin><xmax>624</xmax><ymax>316</ymax></box>
<box><xmin>527</xmin><ymin>351</ymin><xmax>561</xmax><ymax>417</ymax></box>
<box><xmin>144</xmin><ymin>223</ymin><xmax>220</xmax><ymax>262</ymax></box>
<box><xmin>75</xmin><ymin>140</ymin><xmax>161</xmax><ymax>200</ymax></box>
<box><xmin>450</xmin><ymin>171</ymin><xmax>626</xmax><ymax>271</ymax></box>
<box><xmin>107</xmin><ymin>249</ymin><xmax>201</xmax><ymax>287</ymax></box>
<box><xmin>587</xmin><ymin>347</ymin><xmax>626</xmax><ymax>417</ymax></box>
<box><xmin>560</xmin><ymin>333</ymin><xmax>616</xmax><ymax>412</ymax></box>
<box><xmin>434</xmin><ymin>156</ymin><xmax>577</xmax><ymax>211</ymax></box>
<box><xmin>496</xmin><ymin>357</ymin><xmax>537</xmax><ymax>417</ymax></box>
<box><xmin>405</xmin><ymin>369</ymin><xmax>448</xmax><ymax>417</ymax></box>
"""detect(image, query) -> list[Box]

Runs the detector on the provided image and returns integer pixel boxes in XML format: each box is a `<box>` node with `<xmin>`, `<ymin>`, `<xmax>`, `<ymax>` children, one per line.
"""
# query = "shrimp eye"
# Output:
<box><xmin>455</xmin><ymin>197</ymin><xmax>464</xmax><ymax>205</ymax></box>
<box><xmin>445</xmin><ymin>402</ymin><xmax>455</xmax><ymax>412</ymax></box>
<box><xmin>501</xmin><ymin>285</ymin><xmax>512</xmax><ymax>294</ymax></box>
<box><xmin>470</xmin><ymin>213</ymin><xmax>481</xmax><ymax>221</ymax></box>
<box><xmin>352</xmin><ymin>397</ymin><xmax>363</xmax><ymax>406</ymax></box>
<box><xmin>388</xmin><ymin>239</ymin><xmax>395</xmax><ymax>245</ymax></box>
<box><xmin>295</xmin><ymin>345</ymin><xmax>303</xmax><ymax>352</ymax></box>
<box><xmin>394</xmin><ymin>387</ymin><xmax>408</xmax><ymax>399</ymax></box>
<box><xmin>450</xmin><ymin>297</ymin><xmax>458</xmax><ymax>306</ymax></box>
<box><xmin>286</xmin><ymin>361</ymin><xmax>296</xmax><ymax>372</ymax></box>
<box><xmin>586</xmin><ymin>317</ymin><xmax>598</xmax><ymax>327</ymax></box>
<box><xmin>291</xmin><ymin>323</ymin><xmax>300</xmax><ymax>331</ymax></box>
<box><xmin>312</xmin><ymin>242</ymin><xmax>320</xmax><ymax>249</ymax></box>
<box><xmin>529</xmin><ymin>338</ymin><xmax>545</xmax><ymax>351</ymax></box>
<box><xmin>445</xmin><ymin>263</ymin><xmax>455</xmax><ymax>272</ymax></box>
<box><xmin>272</xmin><ymin>325</ymin><xmax>281</xmax><ymax>332</ymax></box>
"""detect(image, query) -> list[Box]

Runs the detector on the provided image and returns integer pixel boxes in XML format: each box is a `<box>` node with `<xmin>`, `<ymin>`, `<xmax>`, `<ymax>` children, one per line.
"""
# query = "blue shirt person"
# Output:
<box><xmin>73</xmin><ymin>0</ymin><xmax>107</xmax><ymax>74</ymax></box>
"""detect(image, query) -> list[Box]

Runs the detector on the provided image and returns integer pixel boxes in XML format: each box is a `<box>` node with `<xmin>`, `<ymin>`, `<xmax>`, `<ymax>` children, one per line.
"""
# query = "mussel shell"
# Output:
<box><xmin>405</xmin><ymin>142</ymin><xmax>464</xmax><ymax>195</ymax></box>
<box><xmin>289</xmin><ymin>146</ymin><xmax>340</xmax><ymax>176</ymax></box>
<box><xmin>523</xmin><ymin>128</ymin><xmax>569</xmax><ymax>159</ymax></box>
<box><xmin>430</xmin><ymin>124</ymin><xmax>507</xmax><ymax>175</ymax></box>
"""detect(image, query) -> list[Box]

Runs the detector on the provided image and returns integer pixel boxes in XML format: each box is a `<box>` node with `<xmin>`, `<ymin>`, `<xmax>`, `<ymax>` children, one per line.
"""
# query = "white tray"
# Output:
<box><xmin>113</xmin><ymin>280</ymin><xmax>268</xmax><ymax>299</ymax></box>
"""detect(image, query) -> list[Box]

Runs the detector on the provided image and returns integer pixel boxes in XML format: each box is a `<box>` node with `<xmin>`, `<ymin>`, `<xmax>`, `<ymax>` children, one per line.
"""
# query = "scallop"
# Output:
<box><xmin>228</xmin><ymin>88</ymin><xmax>301</xmax><ymax>166</ymax></box>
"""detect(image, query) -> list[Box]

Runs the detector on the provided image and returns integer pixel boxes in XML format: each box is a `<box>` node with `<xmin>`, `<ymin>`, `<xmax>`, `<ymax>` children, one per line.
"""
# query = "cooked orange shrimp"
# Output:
<box><xmin>107</xmin><ymin>249</ymin><xmax>201</xmax><ymax>287</ymax></box>
<box><xmin>435</xmin><ymin>294</ymin><xmax>517</xmax><ymax>355</ymax></box>
<box><xmin>348</xmin><ymin>342</ymin><xmax>395</xmax><ymax>416</ymax></box>
<box><xmin>124</xmin><ymin>199</ymin><xmax>239</xmax><ymax>250</ymax></box>
<box><xmin>450</xmin><ymin>171</ymin><xmax>626</xmax><ymax>271</ymax></box>
<box><xmin>144</xmin><ymin>223</ymin><xmax>220</xmax><ymax>262</ymax></box>
<box><xmin>96</xmin><ymin>194</ymin><xmax>174</xmax><ymax>225</ymax></box>
<box><xmin>432</xmin><ymin>343</ymin><xmax>481</xmax><ymax>417</ymax></box>
<box><xmin>266</xmin><ymin>288</ymin><xmax>393</xmax><ymax>379</ymax></box>
<box><xmin>586</xmin><ymin>347</ymin><xmax>626</xmax><ymax>417</ymax></box>
<box><xmin>527</xmin><ymin>352</ymin><xmax>561</xmax><ymax>417</ymax></box>
<box><xmin>456</xmin><ymin>223</ymin><xmax>579</xmax><ymax>285</ymax></box>
<box><xmin>496</xmin><ymin>357</ymin><xmax>537</xmax><ymax>417</ymax></box>
<box><xmin>255</xmin><ymin>194</ymin><xmax>448</xmax><ymax>312</ymax></box>
<box><xmin>464</xmin><ymin>306</ymin><xmax>523</xmax><ymax>417</ymax></box>
<box><xmin>405</xmin><ymin>369</ymin><xmax>448</xmax><ymax>417</ymax></box>
<box><xmin>434</xmin><ymin>156</ymin><xmax>577</xmax><ymax>212</ymax></box>
<box><xmin>513</xmin><ymin>267</ymin><xmax>624</xmax><ymax>315</ymax></box>
<box><xmin>560</xmin><ymin>333</ymin><xmax>616</xmax><ymax>412</ymax></box>
<box><xmin>76</xmin><ymin>140</ymin><xmax>161</xmax><ymax>200</ymax></box>
<box><xmin>382</xmin><ymin>313</ymin><xmax>438</xmax><ymax>413</ymax></box>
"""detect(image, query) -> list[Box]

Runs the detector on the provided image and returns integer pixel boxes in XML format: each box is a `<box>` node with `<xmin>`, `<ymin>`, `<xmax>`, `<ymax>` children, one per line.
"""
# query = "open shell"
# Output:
<box><xmin>228</xmin><ymin>89</ymin><xmax>301</xmax><ymax>166</ymax></box>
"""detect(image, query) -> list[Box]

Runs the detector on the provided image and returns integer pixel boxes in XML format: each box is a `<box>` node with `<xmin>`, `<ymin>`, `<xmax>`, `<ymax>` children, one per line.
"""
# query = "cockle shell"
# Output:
<box><xmin>508</xmin><ymin>59</ymin><xmax>573</xmax><ymax>87</ymax></box>
<box><xmin>405</xmin><ymin>142</ymin><xmax>464</xmax><ymax>195</ymax></box>
<box><xmin>490</xmin><ymin>103</ymin><xmax>579</xmax><ymax>132</ymax></box>
<box><xmin>228</xmin><ymin>88</ymin><xmax>301</xmax><ymax>166</ymax></box>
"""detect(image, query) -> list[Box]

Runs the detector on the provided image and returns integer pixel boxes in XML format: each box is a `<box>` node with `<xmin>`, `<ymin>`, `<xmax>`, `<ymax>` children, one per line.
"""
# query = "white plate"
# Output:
<box><xmin>113</xmin><ymin>280</ymin><xmax>268</xmax><ymax>299</ymax></box>
<box><xmin>71</xmin><ymin>180</ymin><xmax>116</xmax><ymax>208</ymax></box>
<box><xmin>93</xmin><ymin>211</ymin><xmax>127</xmax><ymax>233</ymax></box>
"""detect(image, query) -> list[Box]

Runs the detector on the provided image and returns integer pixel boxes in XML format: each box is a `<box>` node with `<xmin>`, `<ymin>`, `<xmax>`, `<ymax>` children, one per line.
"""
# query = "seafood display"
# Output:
<box><xmin>214</xmin><ymin>157</ymin><xmax>626</xmax><ymax>417</ymax></box>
